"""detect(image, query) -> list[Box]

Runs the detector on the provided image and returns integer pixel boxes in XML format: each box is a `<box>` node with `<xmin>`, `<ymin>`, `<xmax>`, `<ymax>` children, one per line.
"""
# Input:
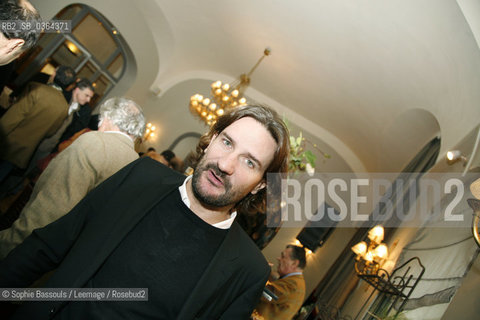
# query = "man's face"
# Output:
<box><xmin>73</xmin><ymin>87</ymin><xmax>94</xmax><ymax>105</ymax></box>
<box><xmin>191</xmin><ymin>117</ymin><xmax>277</xmax><ymax>209</ymax></box>
<box><xmin>277</xmin><ymin>247</ymin><xmax>297</xmax><ymax>277</ymax></box>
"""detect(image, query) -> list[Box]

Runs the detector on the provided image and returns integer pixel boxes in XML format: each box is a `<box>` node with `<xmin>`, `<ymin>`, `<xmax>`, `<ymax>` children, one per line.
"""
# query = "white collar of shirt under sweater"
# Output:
<box><xmin>179</xmin><ymin>175</ymin><xmax>236</xmax><ymax>229</ymax></box>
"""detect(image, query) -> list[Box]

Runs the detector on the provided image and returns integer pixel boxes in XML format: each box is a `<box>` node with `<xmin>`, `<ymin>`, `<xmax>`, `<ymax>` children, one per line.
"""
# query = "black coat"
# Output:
<box><xmin>0</xmin><ymin>157</ymin><xmax>270</xmax><ymax>319</ymax></box>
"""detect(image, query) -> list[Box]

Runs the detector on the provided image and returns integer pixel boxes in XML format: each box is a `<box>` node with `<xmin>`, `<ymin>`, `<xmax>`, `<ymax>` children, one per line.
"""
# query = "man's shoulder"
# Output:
<box><xmin>274</xmin><ymin>274</ymin><xmax>306</xmax><ymax>290</ymax></box>
<box><xmin>129</xmin><ymin>157</ymin><xmax>186</xmax><ymax>183</ymax></box>
<box><xmin>71</xmin><ymin>132</ymin><xmax>138</xmax><ymax>162</ymax></box>
<box><xmin>29</xmin><ymin>82</ymin><xmax>67</xmax><ymax>104</ymax></box>
<box><xmin>75</xmin><ymin>131</ymin><xmax>129</xmax><ymax>145</ymax></box>
<box><xmin>72</xmin><ymin>130</ymin><xmax>103</xmax><ymax>145</ymax></box>
<box><xmin>28</xmin><ymin>82</ymin><xmax>55</xmax><ymax>93</ymax></box>
<box><xmin>230</xmin><ymin>222</ymin><xmax>270</xmax><ymax>271</ymax></box>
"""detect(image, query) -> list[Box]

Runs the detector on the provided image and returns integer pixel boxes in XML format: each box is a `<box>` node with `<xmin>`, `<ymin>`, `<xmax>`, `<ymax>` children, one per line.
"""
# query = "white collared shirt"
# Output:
<box><xmin>179</xmin><ymin>175</ymin><xmax>236</xmax><ymax>229</ymax></box>
<box><xmin>68</xmin><ymin>102</ymin><xmax>80</xmax><ymax>116</ymax></box>
<box><xmin>280</xmin><ymin>272</ymin><xmax>303</xmax><ymax>279</ymax></box>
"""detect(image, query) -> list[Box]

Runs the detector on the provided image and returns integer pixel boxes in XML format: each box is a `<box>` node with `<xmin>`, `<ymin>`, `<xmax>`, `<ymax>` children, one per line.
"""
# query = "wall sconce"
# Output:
<box><xmin>446</xmin><ymin>150</ymin><xmax>467</xmax><ymax>166</ymax></box>
<box><xmin>293</xmin><ymin>239</ymin><xmax>313</xmax><ymax>257</ymax></box>
<box><xmin>144</xmin><ymin>122</ymin><xmax>156</xmax><ymax>141</ymax></box>
<box><xmin>351</xmin><ymin>225</ymin><xmax>389</xmax><ymax>275</ymax></box>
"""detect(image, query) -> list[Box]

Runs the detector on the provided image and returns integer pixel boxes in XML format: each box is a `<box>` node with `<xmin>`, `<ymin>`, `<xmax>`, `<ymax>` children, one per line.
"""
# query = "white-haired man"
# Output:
<box><xmin>0</xmin><ymin>97</ymin><xmax>145</xmax><ymax>258</ymax></box>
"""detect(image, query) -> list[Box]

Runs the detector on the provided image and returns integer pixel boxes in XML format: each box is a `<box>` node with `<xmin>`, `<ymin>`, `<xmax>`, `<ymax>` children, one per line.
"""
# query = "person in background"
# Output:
<box><xmin>0</xmin><ymin>104</ymin><xmax>290</xmax><ymax>319</ymax></box>
<box><xmin>143</xmin><ymin>148</ymin><xmax>184</xmax><ymax>173</ymax></box>
<box><xmin>159</xmin><ymin>149</ymin><xmax>184</xmax><ymax>172</ymax></box>
<box><xmin>0</xmin><ymin>0</ymin><xmax>40</xmax><ymax>66</ymax></box>
<box><xmin>31</xmin><ymin>78</ymin><xmax>95</xmax><ymax>166</ymax></box>
<box><xmin>0</xmin><ymin>97</ymin><xmax>145</xmax><ymax>258</ymax></box>
<box><xmin>55</xmin><ymin>78</ymin><xmax>96</xmax><ymax>148</ymax></box>
<box><xmin>254</xmin><ymin>245</ymin><xmax>307</xmax><ymax>320</ymax></box>
<box><xmin>0</xmin><ymin>65</ymin><xmax>75</xmax><ymax>183</ymax></box>
<box><xmin>0</xmin><ymin>115</ymin><xmax>100</xmax><ymax>232</ymax></box>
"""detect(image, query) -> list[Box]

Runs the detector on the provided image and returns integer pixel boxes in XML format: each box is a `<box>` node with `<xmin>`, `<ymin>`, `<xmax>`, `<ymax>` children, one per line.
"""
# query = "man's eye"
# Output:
<box><xmin>246</xmin><ymin>159</ymin><xmax>254</xmax><ymax>169</ymax></box>
<box><xmin>223</xmin><ymin>139</ymin><xmax>231</xmax><ymax>147</ymax></box>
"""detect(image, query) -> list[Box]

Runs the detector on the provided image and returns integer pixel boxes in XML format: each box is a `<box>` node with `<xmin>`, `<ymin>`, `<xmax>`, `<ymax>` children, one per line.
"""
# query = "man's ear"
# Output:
<box><xmin>292</xmin><ymin>259</ymin><xmax>300</xmax><ymax>268</ymax></box>
<box><xmin>251</xmin><ymin>180</ymin><xmax>266</xmax><ymax>195</ymax></box>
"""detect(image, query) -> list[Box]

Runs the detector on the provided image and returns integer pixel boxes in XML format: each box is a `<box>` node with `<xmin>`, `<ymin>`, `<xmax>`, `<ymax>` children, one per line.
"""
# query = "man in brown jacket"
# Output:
<box><xmin>0</xmin><ymin>66</ymin><xmax>75</xmax><ymax>182</ymax></box>
<box><xmin>255</xmin><ymin>245</ymin><xmax>307</xmax><ymax>320</ymax></box>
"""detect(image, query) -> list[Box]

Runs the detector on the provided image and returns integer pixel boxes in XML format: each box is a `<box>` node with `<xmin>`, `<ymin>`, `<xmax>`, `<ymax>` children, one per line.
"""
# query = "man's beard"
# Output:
<box><xmin>191</xmin><ymin>158</ymin><xmax>243</xmax><ymax>208</ymax></box>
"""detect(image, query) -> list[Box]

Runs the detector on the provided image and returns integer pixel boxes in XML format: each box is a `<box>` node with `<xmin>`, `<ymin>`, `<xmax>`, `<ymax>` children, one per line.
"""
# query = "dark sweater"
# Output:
<box><xmin>60</xmin><ymin>188</ymin><xmax>228</xmax><ymax>319</ymax></box>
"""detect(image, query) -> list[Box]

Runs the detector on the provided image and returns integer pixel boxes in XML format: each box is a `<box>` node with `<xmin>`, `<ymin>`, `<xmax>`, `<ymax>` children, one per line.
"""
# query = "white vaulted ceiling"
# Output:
<box><xmin>135</xmin><ymin>0</ymin><xmax>480</xmax><ymax>173</ymax></box>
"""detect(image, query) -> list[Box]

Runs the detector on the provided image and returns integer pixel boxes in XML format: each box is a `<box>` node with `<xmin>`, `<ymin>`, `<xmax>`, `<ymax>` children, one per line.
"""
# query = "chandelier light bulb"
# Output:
<box><xmin>151</xmin><ymin>126</ymin><xmax>156</xmax><ymax>131</ymax></box>
<box><xmin>216</xmin><ymin>108</ymin><xmax>224</xmax><ymax>116</ymax></box>
<box><xmin>209</xmin><ymin>103</ymin><xmax>217</xmax><ymax>111</ymax></box>
<box><xmin>231</xmin><ymin>89</ymin><xmax>239</xmax><ymax>97</ymax></box>
<box><xmin>215</xmin><ymin>88</ymin><xmax>222</xmax><ymax>96</ymax></box>
<box><xmin>365</xmin><ymin>251</ymin><xmax>374</xmax><ymax>262</ymax></box>
<box><xmin>239</xmin><ymin>97</ymin><xmax>247</xmax><ymax>104</ymax></box>
<box><xmin>202</xmin><ymin>98</ymin><xmax>210</xmax><ymax>106</ymax></box>
<box><xmin>447</xmin><ymin>150</ymin><xmax>460</xmax><ymax>161</ymax></box>
<box><xmin>212</xmin><ymin>81</ymin><xmax>222</xmax><ymax>88</ymax></box>
<box><xmin>374</xmin><ymin>243</ymin><xmax>388</xmax><ymax>259</ymax></box>
<box><xmin>201</xmin><ymin>111</ymin><xmax>207</xmax><ymax>117</ymax></box>
<box><xmin>222</xmin><ymin>83</ymin><xmax>230</xmax><ymax>91</ymax></box>
<box><xmin>351</xmin><ymin>241</ymin><xmax>367</xmax><ymax>256</ymax></box>
<box><xmin>368</xmin><ymin>225</ymin><xmax>384</xmax><ymax>244</ymax></box>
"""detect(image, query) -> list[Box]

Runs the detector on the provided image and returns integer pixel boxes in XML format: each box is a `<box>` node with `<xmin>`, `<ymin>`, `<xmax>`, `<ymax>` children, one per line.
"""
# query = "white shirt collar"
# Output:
<box><xmin>179</xmin><ymin>175</ymin><xmax>236</xmax><ymax>229</ymax></box>
<box><xmin>68</xmin><ymin>102</ymin><xmax>79</xmax><ymax>116</ymax></box>
<box><xmin>281</xmin><ymin>272</ymin><xmax>303</xmax><ymax>279</ymax></box>
<box><xmin>50</xmin><ymin>83</ymin><xmax>62</xmax><ymax>91</ymax></box>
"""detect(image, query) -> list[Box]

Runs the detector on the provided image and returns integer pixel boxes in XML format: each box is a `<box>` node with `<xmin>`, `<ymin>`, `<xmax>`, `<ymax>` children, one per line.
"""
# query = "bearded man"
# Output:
<box><xmin>0</xmin><ymin>104</ymin><xmax>290</xmax><ymax>320</ymax></box>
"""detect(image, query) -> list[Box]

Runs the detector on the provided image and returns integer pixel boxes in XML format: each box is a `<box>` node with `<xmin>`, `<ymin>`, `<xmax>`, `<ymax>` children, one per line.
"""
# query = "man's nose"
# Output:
<box><xmin>217</xmin><ymin>153</ymin><xmax>236</xmax><ymax>175</ymax></box>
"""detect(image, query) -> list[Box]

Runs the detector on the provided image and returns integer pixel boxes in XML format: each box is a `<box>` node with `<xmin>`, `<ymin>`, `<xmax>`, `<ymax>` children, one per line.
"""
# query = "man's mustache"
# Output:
<box><xmin>203</xmin><ymin>162</ymin><xmax>230</xmax><ymax>187</ymax></box>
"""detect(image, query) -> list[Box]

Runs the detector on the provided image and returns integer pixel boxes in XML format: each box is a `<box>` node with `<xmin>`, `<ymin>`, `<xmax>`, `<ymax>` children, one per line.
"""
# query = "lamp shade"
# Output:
<box><xmin>374</xmin><ymin>243</ymin><xmax>388</xmax><ymax>259</ymax></box>
<box><xmin>446</xmin><ymin>150</ymin><xmax>461</xmax><ymax>161</ymax></box>
<box><xmin>368</xmin><ymin>225</ymin><xmax>384</xmax><ymax>243</ymax></box>
<box><xmin>351</xmin><ymin>241</ymin><xmax>367</xmax><ymax>256</ymax></box>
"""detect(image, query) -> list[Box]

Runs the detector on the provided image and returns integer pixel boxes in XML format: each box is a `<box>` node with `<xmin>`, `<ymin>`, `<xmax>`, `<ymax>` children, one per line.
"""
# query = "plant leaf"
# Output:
<box><xmin>304</xmin><ymin>150</ymin><xmax>317</xmax><ymax>167</ymax></box>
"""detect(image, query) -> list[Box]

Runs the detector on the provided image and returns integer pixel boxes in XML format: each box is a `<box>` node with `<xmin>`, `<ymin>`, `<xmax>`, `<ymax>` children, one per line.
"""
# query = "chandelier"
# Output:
<box><xmin>351</xmin><ymin>225</ymin><xmax>389</xmax><ymax>275</ymax></box>
<box><xmin>143</xmin><ymin>122</ymin><xmax>156</xmax><ymax>141</ymax></box>
<box><xmin>189</xmin><ymin>47</ymin><xmax>271</xmax><ymax>126</ymax></box>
